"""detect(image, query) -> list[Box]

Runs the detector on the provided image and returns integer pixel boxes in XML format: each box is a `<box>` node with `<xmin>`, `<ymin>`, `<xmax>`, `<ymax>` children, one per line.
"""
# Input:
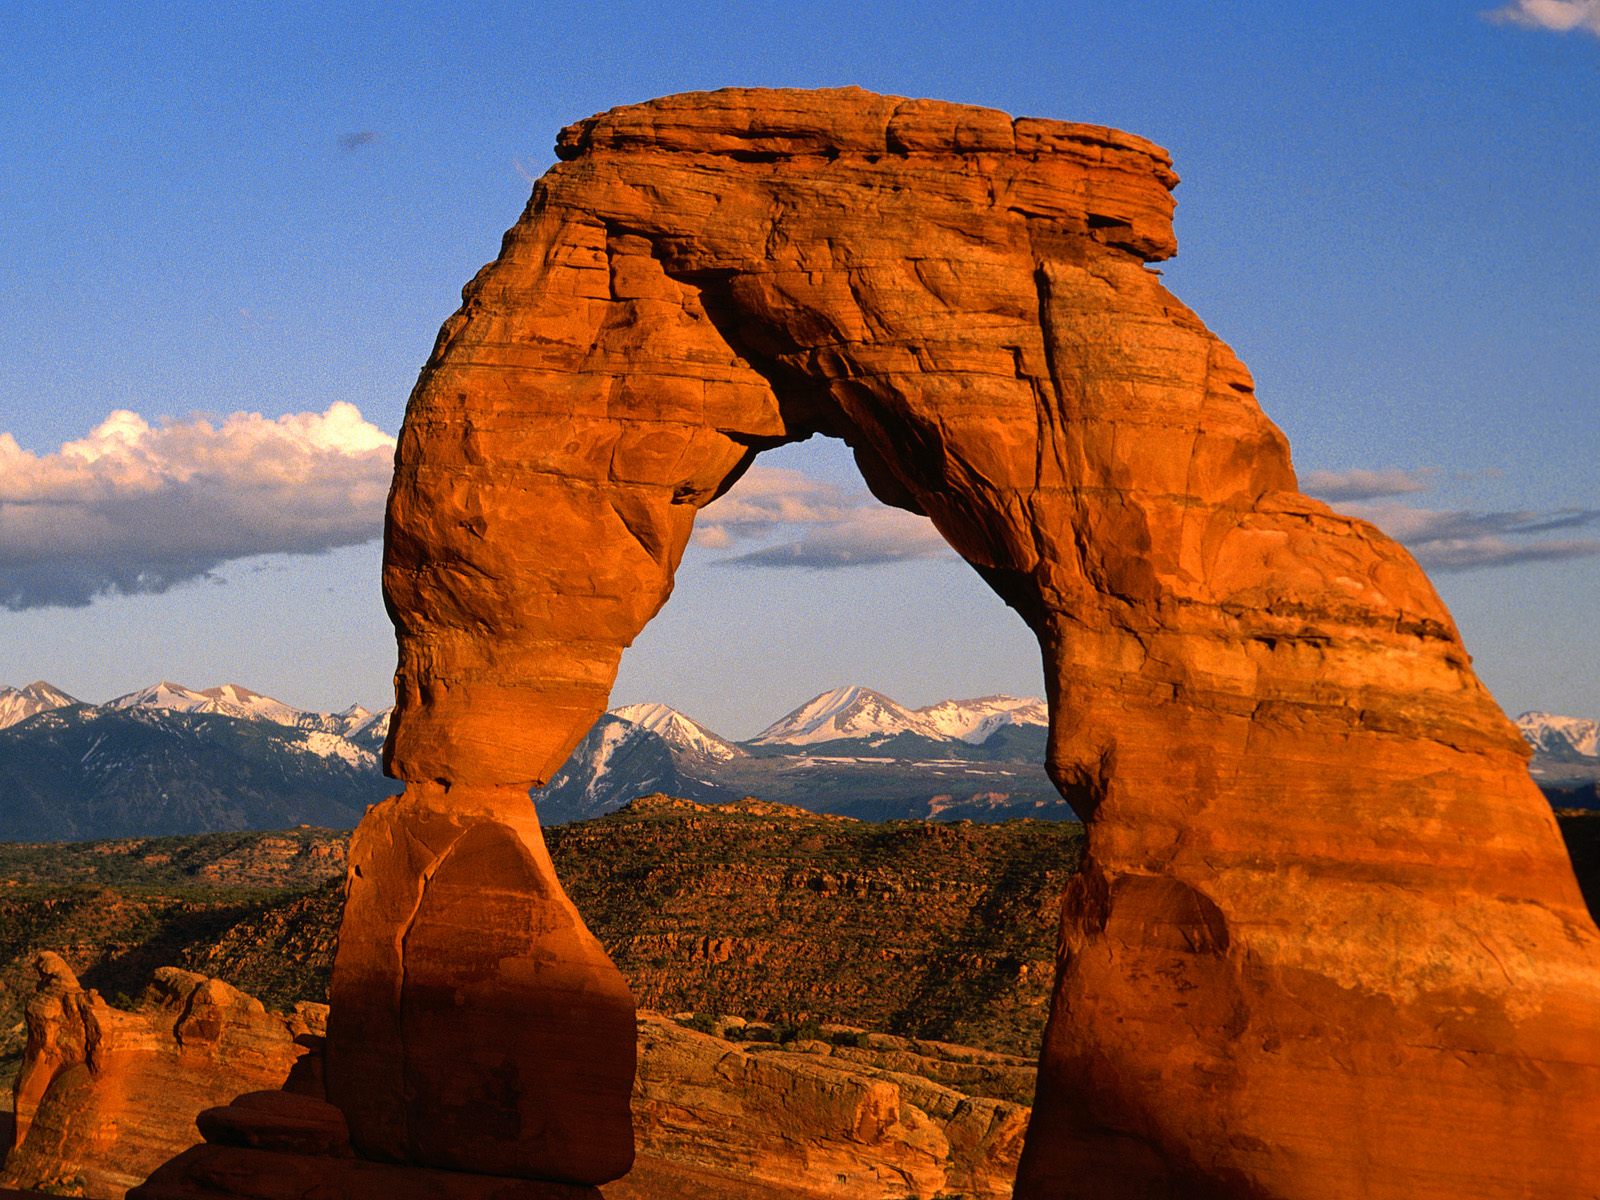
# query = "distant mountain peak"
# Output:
<box><xmin>0</xmin><ymin>680</ymin><xmax>81</xmax><ymax>730</ymax></box>
<box><xmin>916</xmin><ymin>695</ymin><xmax>1048</xmax><ymax>744</ymax></box>
<box><xmin>750</xmin><ymin>685</ymin><xmax>939</xmax><ymax>746</ymax></box>
<box><xmin>609</xmin><ymin>702</ymin><xmax>740</xmax><ymax>761</ymax></box>
<box><xmin>201</xmin><ymin>682</ymin><xmax>264</xmax><ymax>701</ymax></box>
<box><xmin>1518</xmin><ymin>711</ymin><xmax>1599</xmax><ymax>759</ymax></box>
<box><xmin>109</xmin><ymin>681</ymin><xmax>208</xmax><ymax>710</ymax></box>
<box><xmin>748</xmin><ymin>686</ymin><xmax>1050</xmax><ymax>748</ymax></box>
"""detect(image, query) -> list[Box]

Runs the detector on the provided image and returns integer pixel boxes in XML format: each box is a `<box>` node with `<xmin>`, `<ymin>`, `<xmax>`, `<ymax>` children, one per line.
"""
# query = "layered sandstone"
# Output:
<box><xmin>327</xmin><ymin>784</ymin><xmax>634</xmax><ymax>1184</ymax></box>
<box><xmin>346</xmin><ymin>86</ymin><xmax>1600</xmax><ymax>1197</ymax></box>
<box><xmin>613</xmin><ymin>1016</ymin><xmax>1027</xmax><ymax>1200</ymax></box>
<box><xmin>1</xmin><ymin>955</ymin><xmax>318</xmax><ymax>1196</ymax></box>
<box><xmin>4</xmin><ymin>962</ymin><xmax>1030</xmax><ymax>1200</ymax></box>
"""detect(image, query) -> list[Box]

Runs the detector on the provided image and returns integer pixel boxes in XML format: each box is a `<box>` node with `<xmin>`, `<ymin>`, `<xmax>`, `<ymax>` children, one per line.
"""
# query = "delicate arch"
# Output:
<box><xmin>328</xmin><ymin>89</ymin><xmax>1600</xmax><ymax>1199</ymax></box>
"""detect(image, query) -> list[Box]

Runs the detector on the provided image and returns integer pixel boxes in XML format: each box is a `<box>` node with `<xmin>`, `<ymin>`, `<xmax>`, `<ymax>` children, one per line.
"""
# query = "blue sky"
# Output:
<box><xmin>1</xmin><ymin>1</ymin><xmax>1596</xmax><ymax>737</ymax></box>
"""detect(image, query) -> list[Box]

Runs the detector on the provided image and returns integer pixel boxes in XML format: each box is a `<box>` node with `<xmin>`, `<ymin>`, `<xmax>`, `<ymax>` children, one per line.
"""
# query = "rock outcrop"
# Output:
<box><xmin>1</xmin><ymin>954</ymin><xmax>319</xmax><ymax>1197</ymax></box>
<box><xmin>612</xmin><ymin>1017</ymin><xmax>1027</xmax><ymax>1200</ymax></box>
<box><xmin>341</xmin><ymin>85</ymin><xmax>1600</xmax><ymax>1197</ymax></box>
<box><xmin>4</xmin><ymin>962</ymin><xmax>1030</xmax><ymax>1200</ymax></box>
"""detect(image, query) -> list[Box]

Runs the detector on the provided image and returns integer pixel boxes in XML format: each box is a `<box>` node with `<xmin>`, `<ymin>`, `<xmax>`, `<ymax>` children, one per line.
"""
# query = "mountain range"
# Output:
<box><xmin>1519</xmin><ymin>711</ymin><xmax>1600</xmax><ymax>806</ymax></box>
<box><xmin>536</xmin><ymin>686</ymin><xmax>1061</xmax><ymax>824</ymax></box>
<box><xmin>0</xmin><ymin>681</ymin><xmax>393</xmax><ymax>839</ymax></box>
<box><xmin>0</xmin><ymin>679</ymin><xmax>1595</xmax><ymax>839</ymax></box>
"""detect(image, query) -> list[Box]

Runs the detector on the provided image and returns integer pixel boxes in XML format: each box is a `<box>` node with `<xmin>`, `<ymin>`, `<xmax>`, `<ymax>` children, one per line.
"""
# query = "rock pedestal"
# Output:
<box><xmin>326</xmin><ymin>784</ymin><xmax>635</xmax><ymax>1183</ymax></box>
<box><xmin>327</xmin><ymin>86</ymin><xmax>1600</xmax><ymax>1198</ymax></box>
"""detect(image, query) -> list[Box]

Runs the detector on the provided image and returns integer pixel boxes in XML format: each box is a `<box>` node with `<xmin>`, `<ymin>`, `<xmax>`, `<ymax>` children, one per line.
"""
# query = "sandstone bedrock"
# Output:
<box><xmin>328</xmin><ymin>86</ymin><xmax>1600</xmax><ymax>1198</ymax></box>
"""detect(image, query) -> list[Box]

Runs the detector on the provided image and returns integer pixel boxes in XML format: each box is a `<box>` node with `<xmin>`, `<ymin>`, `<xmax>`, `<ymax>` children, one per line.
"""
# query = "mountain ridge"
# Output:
<box><xmin>2</xmin><ymin>679</ymin><xmax>1594</xmax><ymax>839</ymax></box>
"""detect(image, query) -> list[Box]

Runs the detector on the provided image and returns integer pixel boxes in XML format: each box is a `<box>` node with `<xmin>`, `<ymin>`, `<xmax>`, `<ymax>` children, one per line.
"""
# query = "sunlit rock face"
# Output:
<box><xmin>334</xmin><ymin>87</ymin><xmax>1600</xmax><ymax>1197</ymax></box>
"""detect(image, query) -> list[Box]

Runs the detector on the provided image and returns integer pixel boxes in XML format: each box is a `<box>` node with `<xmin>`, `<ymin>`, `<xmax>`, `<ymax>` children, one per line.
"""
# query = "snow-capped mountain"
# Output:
<box><xmin>0</xmin><ymin>681</ymin><xmax>80</xmax><ymax>730</ymax></box>
<box><xmin>0</xmin><ymin>703</ymin><xmax>389</xmax><ymax>840</ymax></box>
<box><xmin>344</xmin><ymin>707</ymin><xmax>391</xmax><ymax>751</ymax></box>
<box><xmin>751</xmin><ymin>686</ymin><xmax>943</xmax><ymax>746</ymax></box>
<box><xmin>0</xmin><ymin>679</ymin><xmax>398</xmax><ymax>839</ymax></box>
<box><xmin>535</xmin><ymin>713</ymin><xmax>734</xmax><ymax>823</ymax></box>
<box><xmin>917</xmin><ymin>695</ymin><xmax>1049</xmax><ymax>744</ymax></box>
<box><xmin>533</xmin><ymin>687</ymin><xmax>1062</xmax><ymax>825</ymax></box>
<box><xmin>106</xmin><ymin>681</ymin><xmax>383</xmax><ymax>737</ymax></box>
<box><xmin>749</xmin><ymin>685</ymin><xmax>1049</xmax><ymax>750</ymax></box>
<box><xmin>1518</xmin><ymin>711</ymin><xmax>1599</xmax><ymax>759</ymax></box>
<box><xmin>610</xmin><ymin>702</ymin><xmax>741</xmax><ymax>761</ymax></box>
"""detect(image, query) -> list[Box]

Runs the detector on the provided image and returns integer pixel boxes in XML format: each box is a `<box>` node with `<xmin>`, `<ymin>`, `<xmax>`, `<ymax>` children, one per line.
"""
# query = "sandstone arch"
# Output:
<box><xmin>327</xmin><ymin>89</ymin><xmax>1600</xmax><ymax>1198</ymax></box>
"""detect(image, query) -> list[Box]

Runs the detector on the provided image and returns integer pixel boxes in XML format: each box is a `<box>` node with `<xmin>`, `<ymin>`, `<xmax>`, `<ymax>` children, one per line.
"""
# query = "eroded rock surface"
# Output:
<box><xmin>347</xmin><ymin>85</ymin><xmax>1600</xmax><ymax>1197</ymax></box>
<box><xmin>4</xmin><ymin>963</ymin><xmax>1028</xmax><ymax>1200</ymax></box>
<box><xmin>327</xmin><ymin>784</ymin><xmax>634</xmax><ymax>1184</ymax></box>
<box><xmin>611</xmin><ymin>1017</ymin><xmax>1027</xmax><ymax>1200</ymax></box>
<box><xmin>1</xmin><ymin>955</ymin><xmax>318</xmax><ymax>1197</ymax></box>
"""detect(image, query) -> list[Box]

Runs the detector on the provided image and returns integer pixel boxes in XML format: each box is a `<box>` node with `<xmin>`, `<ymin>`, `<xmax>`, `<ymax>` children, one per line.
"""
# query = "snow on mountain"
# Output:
<box><xmin>750</xmin><ymin>686</ymin><xmax>943</xmax><ymax>746</ymax></box>
<box><xmin>290</xmin><ymin>729</ymin><xmax>380</xmax><ymax>769</ymax></box>
<box><xmin>198</xmin><ymin>683</ymin><xmax>309</xmax><ymax>726</ymax></box>
<box><xmin>110</xmin><ymin>680</ymin><xmax>319</xmax><ymax>728</ymax></box>
<box><xmin>107</xmin><ymin>681</ymin><xmax>218</xmax><ymax>714</ymax></box>
<box><xmin>537</xmin><ymin>714</ymin><xmax>680</xmax><ymax>817</ymax></box>
<box><xmin>579</xmin><ymin>719</ymin><xmax>645</xmax><ymax>796</ymax></box>
<box><xmin>106</xmin><ymin>680</ymin><xmax>392</xmax><ymax>739</ymax></box>
<box><xmin>609</xmin><ymin>702</ymin><xmax>740</xmax><ymax>761</ymax></box>
<box><xmin>343</xmin><ymin>707</ymin><xmax>390</xmax><ymax>749</ymax></box>
<box><xmin>0</xmin><ymin>681</ymin><xmax>81</xmax><ymax>730</ymax></box>
<box><xmin>335</xmin><ymin>704</ymin><xmax>375</xmax><ymax>734</ymax></box>
<box><xmin>916</xmin><ymin>695</ymin><xmax>1047</xmax><ymax>744</ymax></box>
<box><xmin>1518</xmin><ymin>712</ymin><xmax>1599</xmax><ymax>758</ymax></box>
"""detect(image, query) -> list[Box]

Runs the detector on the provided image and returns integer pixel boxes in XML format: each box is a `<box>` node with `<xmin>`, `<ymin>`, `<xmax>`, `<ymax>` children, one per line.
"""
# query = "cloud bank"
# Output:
<box><xmin>1485</xmin><ymin>0</ymin><xmax>1600</xmax><ymax>35</ymax></box>
<box><xmin>1304</xmin><ymin>466</ymin><xmax>1600</xmax><ymax>571</ymax></box>
<box><xmin>695</xmin><ymin>466</ymin><xmax>952</xmax><ymax>569</ymax></box>
<box><xmin>709</xmin><ymin>460</ymin><xmax>1600</xmax><ymax>575</ymax></box>
<box><xmin>0</xmin><ymin>403</ymin><xmax>395</xmax><ymax>610</ymax></box>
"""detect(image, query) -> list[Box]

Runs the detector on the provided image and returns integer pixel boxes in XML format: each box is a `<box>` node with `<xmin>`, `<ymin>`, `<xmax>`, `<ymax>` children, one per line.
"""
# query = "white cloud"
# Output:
<box><xmin>1343</xmin><ymin>500</ymin><xmax>1600</xmax><ymax>571</ymax></box>
<box><xmin>708</xmin><ymin>461</ymin><xmax>1600</xmax><ymax>574</ymax></box>
<box><xmin>693</xmin><ymin>466</ymin><xmax>853</xmax><ymax>533</ymax></box>
<box><xmin>720</xmin><ymin>506</ymin><xmax>951</xmax><ymax>568</ymax></box>
<box><xmin>1301</xmin><ymin>467</ymin><xmax>1435</xmax><ymax>502</ymax></box>
<box><xmin>0</xmin><ymin>403</ymin><xmax>395</xmax><ymax>609</ymax></box>
<box><xmin>695</xmin><ymin>465</ymin><xmax>953</xmax><ymax>569</ymax></box>
<box><xmin>1485</xmin><ymin>0</ymin><xmax>1600</xmax><ymax>35</ymax></box>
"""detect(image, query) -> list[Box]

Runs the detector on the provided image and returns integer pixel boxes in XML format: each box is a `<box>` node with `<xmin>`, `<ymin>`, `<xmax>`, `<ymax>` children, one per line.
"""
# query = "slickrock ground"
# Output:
<box><xmin>2</xmin><ymin>963</ymin><xmax>1031</xmax><ymax>1200</ymax></box>
<box><xmin>611</xmin><ymin>1017</ymin><xmax>1028</xmax><ymax>1200</ymax></box>
<box><xmin>365</xmin><ymin>85</ymin><xmax>1600</xmax><ymax>1195</ymax></box>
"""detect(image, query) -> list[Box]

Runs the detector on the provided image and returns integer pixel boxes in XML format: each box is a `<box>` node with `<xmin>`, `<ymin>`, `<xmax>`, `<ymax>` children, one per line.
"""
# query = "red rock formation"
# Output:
<box><xmin>328</xmin><ymin>785</ymin><xmax>634</xmax><ymax>1184</ymax></box>
<box><xmin>613</xmin><ymin>1016</ymin><xmax>1028</xmax><ymax>1200</ymax></box>
<box><xmin>4</xmin><ymin>960</ymin><xmax>1030</xmax><ymax>1200</ymax></box>
<box><xmin>1</xmin><ymin>954</ymin><xmax>318</xmax><ymax>1197</ymax></box>
<box><xmin>337</xmin><ymin>86</ymin><xmax>1600</xmax><ymax>1197</ymax></box>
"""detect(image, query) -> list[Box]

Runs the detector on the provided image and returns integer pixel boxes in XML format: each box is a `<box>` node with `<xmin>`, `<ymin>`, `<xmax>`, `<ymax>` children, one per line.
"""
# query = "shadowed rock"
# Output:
<box><xmin>1</xmin><ymin>955</ymin><xmax>321</xmax><ymax>1197</ymax></box>
<box><xmin>327</xmin><ymin>785</ymin><xmax>634</xmax><ymax>1184</ymax></box>
<box><xmin>329</xmin><ymin>86</ymin><xmax>1600</xmax><ymax>1197</ymax></box>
